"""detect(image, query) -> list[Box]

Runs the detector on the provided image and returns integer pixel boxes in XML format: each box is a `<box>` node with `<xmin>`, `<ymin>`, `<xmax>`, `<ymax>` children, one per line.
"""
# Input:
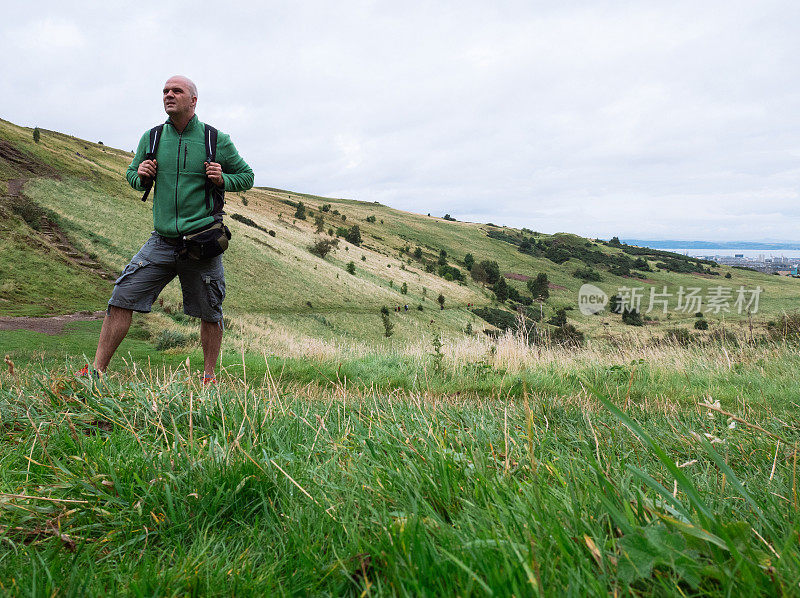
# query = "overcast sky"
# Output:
<box><xmin>2</xmin><ymin>1</ymin><xmax>799</xmax><ymax>241</ymax></box>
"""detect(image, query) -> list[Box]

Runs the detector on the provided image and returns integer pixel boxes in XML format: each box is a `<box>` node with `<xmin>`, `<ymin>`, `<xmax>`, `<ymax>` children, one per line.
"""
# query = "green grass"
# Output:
<box><xmin>0</xmin><ymin>344</ymin><xmax>798</xmax><ymax>596</ymax></box>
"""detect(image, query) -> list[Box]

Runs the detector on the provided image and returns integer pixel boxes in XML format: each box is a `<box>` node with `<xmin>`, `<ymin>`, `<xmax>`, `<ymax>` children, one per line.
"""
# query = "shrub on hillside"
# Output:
<box><xmin>33</xmin><ymin>127</ymin><xmax>40</xmax><ymax>143</ymax></box>
<box><xmin>437</xmin><ymin>264</ymin><xmax>464</xmax><ymax>281</ymax></box>
<box><xmin>380</xmin><ymin>306</ymin><xmax>394</xmax><ymax>337</ymax></box>
<box><xmin>550</xmin><ymin>323</ymin><xmax>584</xmax><ymax>347</ymax></box>
<box><xmin>294</xmin><ymin>201</ymin><xmax>306</xmax><ymax>220</ymax></box>
<box><xmin>464</xmin><ymin>253</ymin><xmax>474</xmax><ymax>270</ymax></box>
<box><xmin>471</xmin><ymin>307</ymin><xmax>517</xmax><ymax>331</ymax></box>
<box><xmin>346</xmin><ymin>225</ymin><xmax>362</xmax><ymax>246</ymax></box>
<box><xmin>694</xmin><ymin>319</ymin><xmax>709</xmax><ymax>330</ymax></box>
<box><xmin>622</xmin><ymin>308</ymin><xmax>644</xmax><ymax>326</ymax></box>
<box><xmin>309</xmin><ymin>237</ymin><xmax>339</xmax><ymax>259</ymax></box>
<box><xmin>471</xmin><ymin>260</ymin><xmax>500</xmax><ymax>285</ymax></box>
<box><xmin>548</xmin><ymin>308</ymin><xmax>567</xmax><ymax>327</ymax></box>
<box><xmin>663</xmin><ymin>327</ymin><xmax>692</xmax><ymax>346</ymax></box>
<box><xmin>346</xmin><ymin>261</ymin><xmax>356</xmax><ymax>275</ymax></box>
<box><xmin>230</xmin><ymin>213</ymin><xmax>269</xmax><ymax>234</ymax></box>
<box><xmin>365</xmin><ymin>215</ymin><xmax>376</xmax><ymax>223</ymax></box>
<box><xmin>768</xmin><ymin>312</ymin><xmax>800</xmax><ymax>340</ymax></box>
<box><xmin>493</xmin><ymin>276</ymin><xmax>509</xmax><ymax>302</ymax></box>
<box><xmin>573</xmin><ymin>267</ymin><xmax>602</xmax><ymax>282</ymax></box>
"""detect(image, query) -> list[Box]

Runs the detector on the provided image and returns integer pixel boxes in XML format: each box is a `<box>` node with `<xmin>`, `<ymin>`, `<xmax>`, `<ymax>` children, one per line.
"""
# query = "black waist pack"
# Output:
<box><xmin>177</xmin><ymin>221</ymin><xmax>231</xmax><ymax>260</ymax></box>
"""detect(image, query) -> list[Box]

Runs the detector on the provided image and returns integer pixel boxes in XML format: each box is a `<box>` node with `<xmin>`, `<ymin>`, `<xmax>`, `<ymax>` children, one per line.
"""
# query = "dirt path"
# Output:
<box><xmin>0</xmin><ymin>311</ymin><xmax>107</xmax><ymax>335</ymax></box>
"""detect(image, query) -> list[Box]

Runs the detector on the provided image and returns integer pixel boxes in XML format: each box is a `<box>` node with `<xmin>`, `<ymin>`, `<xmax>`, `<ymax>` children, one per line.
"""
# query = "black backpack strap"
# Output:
<box><xmin>140</xmin><ymin>124</ymin><xmax>164</xmax><ymax>202</ymax></box>
<box><xmin>205</xmin><ymin>123</ymin><xmax>217</xmax><ymax>162</ymax></box>
<box><xmin>204</xmin><ymin>124</ymin><xmax>225</xmax><ymax>216</ymax></box>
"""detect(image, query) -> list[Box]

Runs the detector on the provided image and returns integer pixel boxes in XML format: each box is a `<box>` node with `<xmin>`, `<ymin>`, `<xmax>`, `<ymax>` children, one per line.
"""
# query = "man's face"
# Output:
<box><xmin>162</xmin><ymin>78</ymin><xmax>196</xmax><ymax>118</ymax></box>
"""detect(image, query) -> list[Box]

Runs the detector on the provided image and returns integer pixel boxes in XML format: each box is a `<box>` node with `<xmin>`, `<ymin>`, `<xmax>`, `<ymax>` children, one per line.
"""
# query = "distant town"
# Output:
<box><xmin>693</xmin><ymin>253</ymin><xmax>800</xmax><ymax>275</ymax></box>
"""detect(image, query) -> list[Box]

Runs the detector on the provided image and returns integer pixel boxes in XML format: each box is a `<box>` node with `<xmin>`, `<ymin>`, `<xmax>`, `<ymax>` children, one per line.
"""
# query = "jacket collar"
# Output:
<box><xmin>166</xmin><ymin>114</ymin><xmax>199</xmax><ymax>133</ymax></box>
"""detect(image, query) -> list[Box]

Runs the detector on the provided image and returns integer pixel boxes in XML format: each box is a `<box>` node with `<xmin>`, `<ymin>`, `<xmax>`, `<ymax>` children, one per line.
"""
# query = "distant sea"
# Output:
<box><xmin>622</xmin><ymin>240</ymin><xmax>800</xmax><ymax>259</ymax></box>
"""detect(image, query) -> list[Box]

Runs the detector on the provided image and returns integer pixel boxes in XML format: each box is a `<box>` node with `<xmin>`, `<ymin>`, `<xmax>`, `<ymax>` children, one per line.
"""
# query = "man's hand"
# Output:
<box><xmin>137</xmin><ymin>159</ymin><xmax>157</xmax><ymax>182</ymax></box>
<box><xmin>205</xmin><ymin>162</ymin><xmax>224</xmax><ymax>188</ymax></box>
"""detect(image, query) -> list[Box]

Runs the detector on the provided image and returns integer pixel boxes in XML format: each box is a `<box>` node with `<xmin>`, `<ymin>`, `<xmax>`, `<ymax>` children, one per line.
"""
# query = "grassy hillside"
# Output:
<box><xmin>1</xmin><ymin>115</ymin><xmax>798</xmax><ymax>351</ymax></box>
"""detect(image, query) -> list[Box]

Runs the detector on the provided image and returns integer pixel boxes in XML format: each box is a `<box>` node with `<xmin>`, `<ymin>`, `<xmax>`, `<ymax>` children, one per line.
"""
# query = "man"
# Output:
<box><xmin>82</xmin><ymin>75</ymin><xmax>254</xmax><ymax>384</ymax></box>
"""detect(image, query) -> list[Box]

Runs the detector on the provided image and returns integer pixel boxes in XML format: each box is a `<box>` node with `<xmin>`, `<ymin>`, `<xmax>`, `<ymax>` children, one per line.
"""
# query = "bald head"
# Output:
<box><xmin>166</xmin><ymin>75</ymin><xmax>197</xmax><ymax>99</ymax></box>
<box><xmin>162</xmin><ymin>76</ymin><xmax>198</xmax><ymax>128</ymax></box>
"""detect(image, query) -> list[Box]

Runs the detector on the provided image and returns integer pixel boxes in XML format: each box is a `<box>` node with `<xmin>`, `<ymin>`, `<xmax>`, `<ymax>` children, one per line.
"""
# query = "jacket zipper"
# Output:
<box><xmin>175</xmin><ymin>135</ymin><xmax>182</xmax><ymax>236</ymax></box>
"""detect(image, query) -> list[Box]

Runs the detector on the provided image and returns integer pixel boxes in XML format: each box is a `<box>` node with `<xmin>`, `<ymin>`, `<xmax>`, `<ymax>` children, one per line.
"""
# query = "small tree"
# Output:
<box><xmin>401</xmin><ymin>282</ymin><xmax>408</xmax><ymax>295</ymax></box>
<box><xmin>413</xmin><ymin>247</ymin><xmax>423</xmax><ymax>260</ymax></box>
<box><xmin>345</xmin><ymin>225</ymin><xmax>362</xmax><ymax>246</ymax></box>
<box><xmin>493</xmin><ymin>276</ymin><xmax>509</xmax><ymax>302</ymax></box>
<box><xmin>33</xmin><ymin>127</ymin><xmax>40</xmax><ymax>143</ymax></box>
<box><xmin>527</xmin><ymin>273</ymin><xmax>549</xmax><ymax>300</ymax></box>
<box><xmin>464</xmin><ymin>253</ymin><xmax>474</xmax><ymax>270</ymax></box>
<box><xmin>321</xmin><ymin>203</ymin><xmax>331</xmax><ymax>212</ymax></box>
<box><xmin>437</xmin><ymin>293</ymin><xmax>445</xmax><ymax>310</ymax></box>
<box><xmin>346</xmin><ymin>261</ymin><xmax>356</xmax><ymax>275</ymax></box>
<box><xmin>472</xmin><ymin>260</ymin><xmax>500</xmax><ymax>285</ymax></box>
<box><xmin>294</xmin><ymin>201</ymin><xmax>306</xmax><ymax>220</ymax></box>
<box><xmin>548</xmin><ymin>308</ymin><xmax>567</xmax><ymax>327</ymax></box>
<box><xmin>314</xmin><ymin>215</ymin><xmax>325</xmax><ymax>233</ymax></box>
<box><xmin>380</xmin><ymin>306</ymin><xmax>394</xmax><ymax>337</ymax></box>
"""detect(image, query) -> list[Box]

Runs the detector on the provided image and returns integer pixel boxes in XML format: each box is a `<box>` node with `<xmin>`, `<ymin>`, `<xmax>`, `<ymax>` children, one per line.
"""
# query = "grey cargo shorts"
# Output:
<box><xmin>108</xmin><ymin>232</ymin><xmax>226</xmax><ymax>322</ymax></box>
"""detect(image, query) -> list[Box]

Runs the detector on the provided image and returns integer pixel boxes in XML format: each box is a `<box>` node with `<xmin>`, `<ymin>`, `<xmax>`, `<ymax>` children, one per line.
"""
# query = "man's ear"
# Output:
<box><xmin>191</xmin><ymin>96</ymin><xmax>198</xmax><ymax>109</ymax></box>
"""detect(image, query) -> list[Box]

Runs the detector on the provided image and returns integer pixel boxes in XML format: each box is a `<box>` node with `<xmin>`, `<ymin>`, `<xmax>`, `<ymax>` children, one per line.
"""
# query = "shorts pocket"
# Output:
<box><xmin>204</xmin><ymin>275</ymin><xmax>226</xmax><ymax>308</ymax></box>
<box><xmin>115</xmin><ymin>258</ymin><xmax>150</xmax><ymax>285</ymax></box>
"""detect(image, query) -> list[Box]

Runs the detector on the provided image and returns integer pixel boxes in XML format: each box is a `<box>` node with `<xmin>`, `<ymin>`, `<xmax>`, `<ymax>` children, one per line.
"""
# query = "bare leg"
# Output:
<box><xmin>94</xmin><ymin>306</ymin><xmax>133</xmax><ymax>372</ymax></box>
<box><xmin>201</xmin><ymin>320</ymin><xmax>223</xmax><ymax>377</ymax></box>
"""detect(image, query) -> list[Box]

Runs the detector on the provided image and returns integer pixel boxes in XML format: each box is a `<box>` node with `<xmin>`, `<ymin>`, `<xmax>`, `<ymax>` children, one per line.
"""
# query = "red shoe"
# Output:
<box><xmin>76</xmin><ymin>364</ymin><xmax>101</xmax><ymax>379</ymax></box>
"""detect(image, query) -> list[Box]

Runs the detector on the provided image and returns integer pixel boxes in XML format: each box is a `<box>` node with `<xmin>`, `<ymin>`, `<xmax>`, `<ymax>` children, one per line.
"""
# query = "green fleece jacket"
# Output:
<box><xmin>127</xmin><ymin>115</ymin><xmax>254</xmax><ymax>237</ymax></box>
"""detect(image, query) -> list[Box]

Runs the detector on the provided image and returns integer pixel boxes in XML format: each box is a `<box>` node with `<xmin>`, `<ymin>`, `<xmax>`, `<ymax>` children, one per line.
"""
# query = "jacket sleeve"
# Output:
<box><xmin>126</xmin><ymin>132</ymin><xmax>150</xmax><ymax>191</ymax></box>
<box><xmin>218</xmin><ymin>133</ymin><xmax>254</xmax><ymax>192</ymax></box>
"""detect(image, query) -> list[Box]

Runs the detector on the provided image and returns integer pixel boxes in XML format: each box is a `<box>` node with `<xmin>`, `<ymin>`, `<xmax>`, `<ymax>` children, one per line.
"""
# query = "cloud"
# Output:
<box><xmin>8</xmin><ymin>17</ymin><xmax>86</xmax><ymax>50</ymax></box>
<box><xmin>2</xmin><ymin>0</ymin><xmax>800</xmax><ymax>241</ymax></box>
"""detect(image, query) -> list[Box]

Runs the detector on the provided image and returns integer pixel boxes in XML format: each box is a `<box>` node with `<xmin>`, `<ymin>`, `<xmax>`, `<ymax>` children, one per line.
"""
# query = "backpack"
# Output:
<box><xmin>140</xmin><ymin>123</ymin><xmax>225</xmax><ymax>218</ymax></box>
